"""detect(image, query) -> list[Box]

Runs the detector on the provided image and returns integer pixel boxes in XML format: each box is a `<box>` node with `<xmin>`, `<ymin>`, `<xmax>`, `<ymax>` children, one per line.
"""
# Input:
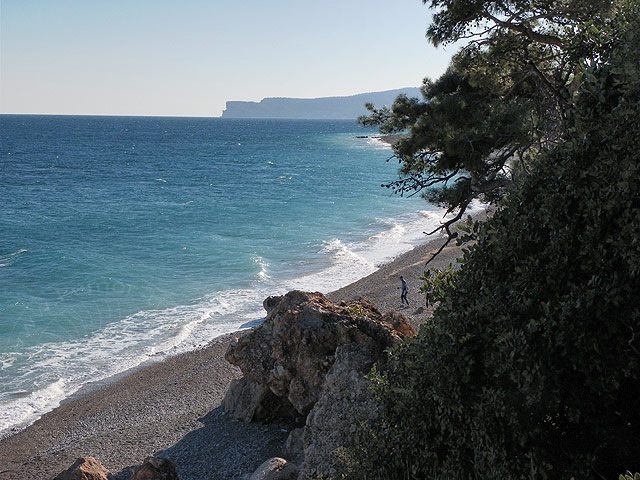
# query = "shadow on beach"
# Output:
<box><xmin>116</xmin><ymin>408</ymin><xmax>292</xmax><ymax>480</ymax></box>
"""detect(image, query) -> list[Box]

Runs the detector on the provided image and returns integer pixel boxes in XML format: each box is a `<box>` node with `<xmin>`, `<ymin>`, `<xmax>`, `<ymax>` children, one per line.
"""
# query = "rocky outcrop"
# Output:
<box><xmin>224</xmin><ymin>290</ymin><xmax>416</xmax><ymax>479</ymax></box>
<box><xmin>224</xmin><ymin>291</ymin><xmax>414</xmax><ymax>420</ymax></box>
<box><xmin>246</xmin><ymin>457</ymin><xmax>299</xmax><ymax>480</ymax></box>
<box><xmin>298</xmin><ymin>343</ymin><xmax>379</xmax><ymax>479</ymax></box>
<box><xmin>53</xmin><ymin>457</ymin><xmax>110</xmax><ymax>480</ymax></box>
<box><xmin>130</xmin><ymin>456</ymin><xmax>178</xmax><ymax>480</ymax></box>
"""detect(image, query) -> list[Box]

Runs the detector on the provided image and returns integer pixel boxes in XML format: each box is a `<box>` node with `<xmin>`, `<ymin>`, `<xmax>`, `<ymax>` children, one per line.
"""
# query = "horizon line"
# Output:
<box><xmin>0</xmin><ymin>113</ymin><xmax>368</xmax><ymax>121</ymax></box>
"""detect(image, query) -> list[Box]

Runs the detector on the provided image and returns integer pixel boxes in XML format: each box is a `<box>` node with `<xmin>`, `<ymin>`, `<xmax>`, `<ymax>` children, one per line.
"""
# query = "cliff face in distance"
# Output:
<box><xmin>220</xmin><ymin>87</ymin><xmax>421</xmax><ymax>120</ymax></box>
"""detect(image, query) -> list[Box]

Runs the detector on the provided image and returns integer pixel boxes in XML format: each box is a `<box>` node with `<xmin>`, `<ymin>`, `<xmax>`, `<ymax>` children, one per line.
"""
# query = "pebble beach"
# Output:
<box><xmin>0</xmin><ymin>233</ymin><xmax>468</xmax><ymax>480</ymax></box>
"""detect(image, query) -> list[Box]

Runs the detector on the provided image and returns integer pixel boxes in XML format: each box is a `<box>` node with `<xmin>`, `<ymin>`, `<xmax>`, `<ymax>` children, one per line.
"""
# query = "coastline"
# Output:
<box><xmin>0</xmin><ymin>232</ymin><xmax>473</xmax><ymax>480</ymax></box>
<box><xmin>1</xmin><ymin>117</ymin><xmax>432</xmax><ymax>442</ymax></box>
<box><xmin>1</xmin><ymin>203</ymin><xmax>455</xmax><ymax>441</ymax></box>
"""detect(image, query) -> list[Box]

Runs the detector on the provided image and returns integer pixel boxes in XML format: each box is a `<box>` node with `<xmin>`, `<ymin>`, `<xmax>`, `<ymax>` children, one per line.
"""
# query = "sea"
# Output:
<box><xmin>0</xmin><ymin>115</ymin><xmax>476</xmax><ymax>437</ymax></box>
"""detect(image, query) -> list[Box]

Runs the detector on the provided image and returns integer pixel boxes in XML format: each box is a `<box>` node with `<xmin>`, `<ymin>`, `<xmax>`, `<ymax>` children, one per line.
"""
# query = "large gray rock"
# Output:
<box><xmin>225</xmin><ymin>291</ymin><xmax>414</xmax><ymax>419</ymax></box>
<box><xmin>298</xmin><ymin>343</ymin><xmax>379</xmax><ymax>480</ymax></box>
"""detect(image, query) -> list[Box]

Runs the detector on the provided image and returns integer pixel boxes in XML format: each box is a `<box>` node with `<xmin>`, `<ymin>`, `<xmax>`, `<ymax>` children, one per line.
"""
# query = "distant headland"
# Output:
<box><xmin>220</xmin><ymin>87</ymin><xmax>421</xmax><ymax>119</ymax></box>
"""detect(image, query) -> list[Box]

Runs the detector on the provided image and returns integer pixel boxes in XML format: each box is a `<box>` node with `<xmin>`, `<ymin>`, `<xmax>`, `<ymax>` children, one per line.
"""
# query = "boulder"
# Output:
<box><xmin>53</xmin><ymin>457</ymin><xmax>110</xmax><ymax>480</ymax></box>
<box><xmin>247</xmin><ymin>457</ymin><xmax>299</xmax><ymax>480</ymax></box>
<box><xmin>225</xmin><ymin>290</ymin><xmax>414</xmax><ymax>419</ymax></box>
<box><xmin>298</xmin><ymin>343</ymin><xmax>379</xmax><ymax>480</ymax></box>
<box><xmin>130</xmin><ymin>456</ymin><xmax>178</xmax><ymax>480</ymax></box>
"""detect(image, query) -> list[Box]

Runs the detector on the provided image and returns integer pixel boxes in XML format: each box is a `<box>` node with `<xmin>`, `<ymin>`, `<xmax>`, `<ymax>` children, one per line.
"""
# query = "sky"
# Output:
<box><xmin>0</xmin><ymin>0</ymin><xmax>459</xmax><ymax>117</ymax></box>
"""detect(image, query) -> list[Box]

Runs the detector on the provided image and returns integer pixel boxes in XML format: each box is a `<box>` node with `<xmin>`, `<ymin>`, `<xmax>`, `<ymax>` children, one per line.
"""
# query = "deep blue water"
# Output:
<box><xmin>0</xmin><ymin>115</ymin><xmax>443</xmax><ymax>435</ymax></box>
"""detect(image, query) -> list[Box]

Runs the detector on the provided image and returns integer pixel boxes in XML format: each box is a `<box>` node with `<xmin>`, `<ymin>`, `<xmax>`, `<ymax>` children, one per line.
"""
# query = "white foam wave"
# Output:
<box><xmin>0</xmin><ymin>379</ymin><xmax>67</xmax><ymax>436</ymax></box>
<box><xmin>287</xmin><ymin>239</ymin><xmax>376</xmax><ymax>293</ymax></box>
<box><xmin>288</xmin><ymin>199</ymin><xmax>487</xmax><ymax>293</ymax></box>
<box><xmin>252</xmin><ymin>255</ymin><xmax>271</xmax><ymax>281</ymax></box>
<box><xmin>0</xmin><ymin>353</ymin><xmax>17</xmax><ymax>370</ymax></box>
<box><xmin>366</xmin><ymin>137</ymin><xmax>393</xmax><ymax>150</ymax></box>
<box><xmin>0</xmin><ymin>286</ymin><xmax>271</xmax><ymax>437</ymax></box>
<box><xmin>0</xmin><ymin>248</ymin><xmax>28</xmax><ymax>267</ymax></box>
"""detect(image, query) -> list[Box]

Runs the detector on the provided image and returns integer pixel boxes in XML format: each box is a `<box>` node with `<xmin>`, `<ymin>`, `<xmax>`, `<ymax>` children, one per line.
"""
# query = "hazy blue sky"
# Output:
<box><xmin>1</xmin><ymin>0</ymin><xmax>458</xmax><ymax>117</ymax></box>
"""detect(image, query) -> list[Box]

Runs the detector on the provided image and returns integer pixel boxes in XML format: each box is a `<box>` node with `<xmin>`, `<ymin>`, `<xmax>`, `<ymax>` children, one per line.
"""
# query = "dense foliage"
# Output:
<box><xmin>359</xmin><ymin>0</ymin><xmax>626</xmax><ymax>252</ymax></box>
<box><xmin>350</xmin><ymin>3</ymin><xmax>640</xmax><ymax>479</ymax></box>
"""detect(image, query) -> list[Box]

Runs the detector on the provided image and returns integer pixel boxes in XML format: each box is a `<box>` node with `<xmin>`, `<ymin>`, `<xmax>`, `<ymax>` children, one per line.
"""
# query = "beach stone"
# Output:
<box><xmin>53</xmin><ymin>456</ymin><xmax>110</xmax><ymax>480</ymax></box>
<box><xmin>130</xmin><ymin>456</ymin><xmax>178</xmax><ymax>480</ymax></box>
<box><xmin>225</xmin><ymin>290</ymin><xmax>414</xmax><ymax>418</ymax></box>
<box><xmin>247</xmin><ymin>457</ymin><xmax>299</xmax><ymax>480</ymax></box>
<box><xmin>299</xmin><ymin>343</ymin><xmax>380</xmax><ymax>480</ymax></box>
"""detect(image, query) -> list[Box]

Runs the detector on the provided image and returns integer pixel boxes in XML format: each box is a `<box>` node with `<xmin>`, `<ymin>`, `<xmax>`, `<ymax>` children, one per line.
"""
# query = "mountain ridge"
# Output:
<box><xmin>220</xmin><ymin>87</ymin><xmax>421</xmax><ymax>119</ymax></box>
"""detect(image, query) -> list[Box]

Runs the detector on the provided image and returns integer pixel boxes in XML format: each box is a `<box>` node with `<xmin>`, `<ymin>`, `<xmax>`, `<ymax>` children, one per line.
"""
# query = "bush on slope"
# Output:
<box><xmin>352</xmin><ymin>10</ymin><xmax>640</xmax><ymax>479</ymax></box>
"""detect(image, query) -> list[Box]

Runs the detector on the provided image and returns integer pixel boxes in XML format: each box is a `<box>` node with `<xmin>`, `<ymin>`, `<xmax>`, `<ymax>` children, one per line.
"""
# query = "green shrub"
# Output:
<box><xmin>351</xmin><ymin>11</ymin><xmax>640</xmax><ymax>479</ymax></box>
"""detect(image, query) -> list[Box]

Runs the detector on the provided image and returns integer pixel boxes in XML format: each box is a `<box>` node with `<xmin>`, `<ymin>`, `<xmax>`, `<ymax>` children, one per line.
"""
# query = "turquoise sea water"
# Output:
<box><xmin>0</xmin><ymin>115</ymin><xmax>464</xmax><ymax>435</ymax></box>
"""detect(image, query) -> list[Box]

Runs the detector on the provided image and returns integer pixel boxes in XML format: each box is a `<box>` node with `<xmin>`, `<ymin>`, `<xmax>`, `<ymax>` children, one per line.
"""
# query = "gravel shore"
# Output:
<box><xmin>0</xmin><ymin>234</ymin><xmax>467</xmax><ymax>480</ymax></box>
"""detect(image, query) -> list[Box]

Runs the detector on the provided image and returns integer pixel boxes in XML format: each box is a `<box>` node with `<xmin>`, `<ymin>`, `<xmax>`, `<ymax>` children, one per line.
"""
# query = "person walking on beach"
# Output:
<box><xmin>400</xmin><ymin>275</ymin><xmax>409</xmax><ymax>306</ymax></box>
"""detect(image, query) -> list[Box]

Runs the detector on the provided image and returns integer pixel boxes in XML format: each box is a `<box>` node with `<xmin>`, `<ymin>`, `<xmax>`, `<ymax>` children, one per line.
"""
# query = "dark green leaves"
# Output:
<box><xmin>352</xmin><ymin>6</ymin><xmax>640</xmax><ymax>479</ymax></box>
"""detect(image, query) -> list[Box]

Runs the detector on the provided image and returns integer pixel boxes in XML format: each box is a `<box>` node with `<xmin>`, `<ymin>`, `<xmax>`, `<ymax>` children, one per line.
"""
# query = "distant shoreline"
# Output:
<box><xmin>220</xmin><ymin>87</ymin><xmax>420</xmax><ymax>119</ymax></box>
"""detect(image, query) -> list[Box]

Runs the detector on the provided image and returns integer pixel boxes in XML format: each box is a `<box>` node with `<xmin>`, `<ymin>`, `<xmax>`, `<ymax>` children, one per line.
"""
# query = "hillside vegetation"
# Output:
<box><xmin>353</xmin><ymin>1</ymin><xmax>640</xmax><ymax>478</ymax></box>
